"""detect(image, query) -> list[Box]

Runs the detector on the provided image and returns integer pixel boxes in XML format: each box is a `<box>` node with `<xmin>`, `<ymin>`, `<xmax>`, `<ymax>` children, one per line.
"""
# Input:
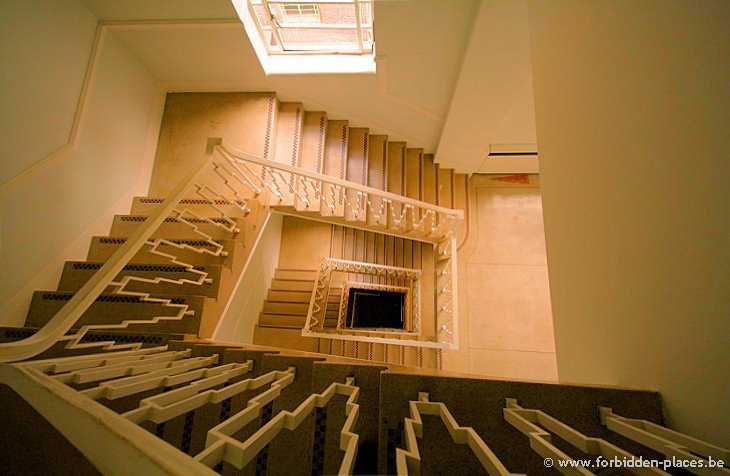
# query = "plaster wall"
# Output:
<box><xmin>528</xmin><ymin>0</ymin><xmax>730</xmax><ymax>445</ymax></box>
<box><xmin>0</xmin><ymin>1</ymin><xmax>162</xmax><ymax>325</ymax></box>
<box><xmin>1</xmin><ymin>0</ymin><xmax>96</xmax><ymax>183</ymax></box>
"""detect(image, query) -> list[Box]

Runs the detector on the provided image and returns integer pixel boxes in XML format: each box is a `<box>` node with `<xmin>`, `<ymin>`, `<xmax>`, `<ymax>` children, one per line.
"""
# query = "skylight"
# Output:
<box><xmin>233</xmin><ymin>0</ymin><xmax>376</xmax><ymax>75</ymax></box>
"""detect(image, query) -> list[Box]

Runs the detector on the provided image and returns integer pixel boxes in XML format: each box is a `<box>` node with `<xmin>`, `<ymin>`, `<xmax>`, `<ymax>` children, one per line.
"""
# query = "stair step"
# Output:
<box><xmin>364</xmin><ymin>134</ymin><xmax>389</xmax><ymax>228</ymax></box>
<box><xmin>0</xmin><ymin>327</ymin><xmax>184</xmax><ymax>360</ymax></box>
<box><xmin>299</xmin><ymin>111</ymin><xmax>328</xmax><ymax>174</ymax></box>
<box><xmin>273</xmin><ymin>103</ymin><xmax>304</xmax><ymax>167</ymax></box>
<box><xmin>323</xmin><ymin>317</ymin><xmax>339</xmax><ymax>328</ymax></box>
<box><xmin>269</xmin><ymin>279</ymin><xmax>314</xmax><ymax>292</ymax></box>
<box><xmin>323</xmin><ymin>120</ymin><xmax>349</xmax><ymax>179</ymax></box>
<box><xmin>267</xmin><ymin>290</ymin><xmax>311</xmax><ymax>303</ymax></box>
<box><xmin>320</xmin><ymin>119</ymin><xmax>349</xmax><ymax>218</ymax></box>
<box><xmin>371</xmin><ymin>342</ymin><xmax>386</xmax><ymax>362</ymax></box>
<box><xmin>262</xmin><ymin>301</ymin><xmax>309</xmax><ymax>315</ymax></box>
<box><xmin>273</xmin><ymin>269</ymin><xmax>318</xmax><ymax>281</ymax></box>
<box><xmin>422</xmin><ymin>154</ymin><xmax>437</xmax><ymax>206</ymax></box>
<box><xmin>344</xmin><ymin>127</ymin><xmax>369</xmax><ymax>223</ymax></box>
<box><xmin>386</xmin><ymin>142</ymin><xmax>407</xmax><ymax>197</ymax></box>
<box><xmin>57</xmin><ymin>261</ymin><xmax>222</xmax><ymax>297</ymax></box>
<box><xmin>438</xmin><ymin>165</ymin><xmax>455</xmax><ymax>209</ymax></box>
<box><xmin>421</xmin><ymin>347</ymin><xmax>438</xmax><ymax>369</ymax></box>
<box><xmin>405</xmin><ymin>148</ymin><xmax>425</xmax><ymax>202</ymax></box>
<box><xmin>343</xmin><ymin>340</ymin><xmax>357</xmax><ymax>358</ymax></box>
<box><xmin>386</xmin><ymin>141</ymin><xmax>407</xmax><ymax>229</ymax></box>
<box><xmin>258</xmin><ymin>313</ymin><xmax>307</xmax><ymax>328</ymax></box>
<box><xmin>109</xmin><ymin>215</ymin><xmax>244</xmax><ymax>240</ymax></box>
<box><xmin>24</xmin><ymin>291</ymin><xmax>204</xmax><ymax>335</ymax></box>
<box><xmin>271</xmin><ymin>102</ymin><xmax>304</xmax><ymax>207</ymax></box>
<box><xmin>87</xmin><ymin>236</ymin><xmax>237</xmax><ymax>268</ymax></box>
<box><xmin>252</xmin><ymin>325</ymin><xmax>318</xmax><ymax>352</ymax></box>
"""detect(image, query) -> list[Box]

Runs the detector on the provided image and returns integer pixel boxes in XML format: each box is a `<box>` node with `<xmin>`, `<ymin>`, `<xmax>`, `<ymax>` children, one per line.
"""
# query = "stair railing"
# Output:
<box><xmin>210</xmin><ymin>140</ymin><xmax>463</xmax><ymax>244</ymax></box>
<box><xmin>302</xmin><ymin>254</ymin><xmax>457</xmax><ymax>350</ymax></box>
<box><xmin>0</xmin><ymin>141</ymin><xmax>261</xmax><ymax>363</ymax></box>
<box><xmin>0</xmin><ymin>138</ymin><xmax>461</xmax><ymax>362</ymax></box>
<box><xmin>304</xmin><ymin>257</ymin><xmax>421</xmax><ymax>336</ymax></box>
<box><xmin>211</xmin><ymin>140</ymin><xmax>462</xmax><ymax>351</ymax></box>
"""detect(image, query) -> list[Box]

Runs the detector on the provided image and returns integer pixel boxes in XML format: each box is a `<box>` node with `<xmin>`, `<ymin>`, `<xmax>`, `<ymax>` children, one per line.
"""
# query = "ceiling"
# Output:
<box><xmin>80</xmin><ymin>0</ymin><xmax>239</xmax><ymax>20</ymax></box>
<box><xmin>81</xmin><ymin>0</ymin><xmax>537</xmax><ymax>173</ymax></box>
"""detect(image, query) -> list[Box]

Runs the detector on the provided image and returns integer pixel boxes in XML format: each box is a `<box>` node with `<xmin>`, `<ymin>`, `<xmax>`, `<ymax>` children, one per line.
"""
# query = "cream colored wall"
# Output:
<box><xmin>213</xmin><ymin>212</ymin><xmax>283</xmax><ymax>343</ymax></box>
<box><xmin>446</xmin><ymin>175</ymin><xmax>557</xmax><ymax>380</ymax></box>
<box><xmin>0</xmin><ymin>0</ymin><xmax>97</xmax><ymax>183</ymax></box>
<box><xmin>437</xmin><ymin>0</ymin><xmax>537</xmax><ymax>173</ymax></box>
<box><xmin>0</xmin><ymin>1</ymin><xmax>163</xmax><ymax>325</ymax></box>
<box><xmin>79</xmin><ymin>1</ymin><xmax>484</xmax><ymax>158</ymax></box>
<box><xmin>528</xmin><ymin>1</ymin><xmax>729</xmax><ymax>445</ymax></box>
<box><xmin>277</xmin><ymin>217</ymin><xmax>333</xmax><ymax>270</ymax></box>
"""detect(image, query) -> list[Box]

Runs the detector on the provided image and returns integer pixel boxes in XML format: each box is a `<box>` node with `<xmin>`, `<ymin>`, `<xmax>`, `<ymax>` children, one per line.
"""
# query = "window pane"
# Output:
<box><xmin>282</xmin><ymin>4</ymin><xmax>320</xmax><ymax>23</ymax></box>
<box><xmin>246</xmin><ymin>0</ymin><xmax>375</xmax><ymax>55</ymax></box>
<box><xmin>253</xmin><ymin>5</ymin><xmax>271</xmax><ymax>27</ymax></box>
<box><xmin>280</xmin><ymin>27</ymin><xmax>359</xmax><ymax>50</ymax></box>
<box><xmin>317</xmin><ymin>3</ymin><xmax>355</xmax><ymax>24</ymax></box>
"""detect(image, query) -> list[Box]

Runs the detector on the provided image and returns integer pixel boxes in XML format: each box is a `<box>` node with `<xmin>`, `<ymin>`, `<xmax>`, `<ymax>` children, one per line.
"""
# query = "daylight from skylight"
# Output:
<box><xmin>234</xmin><ymin>0</ymin><xmax>376</xmax><ymax>74</ymax></box>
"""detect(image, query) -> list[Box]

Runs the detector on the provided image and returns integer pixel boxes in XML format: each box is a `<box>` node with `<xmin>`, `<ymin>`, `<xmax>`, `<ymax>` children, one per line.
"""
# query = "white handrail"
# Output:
<box><xmin>0</xmin><ymin>359</ymin><xmax>216</xmax><ymax>475</ymax></box>
<box><xmin>213</xmin><ymin>140</ymin><xmax>464</xmax><ymax>220</ymax></box>
<box><xmin>397</xmin><ymin>393</ymin><xmax>520</xmax><ymax>475</ymax></box>
<box><xmin>504</xmin><ymin>399</ymin><xmax>670</xmax><ymax>476</ymax></box>
<box><xmin>599</xmin><ymin>407</ymin><xmax>730</xmax><ymax>471</ymax></box>
<box><xmin>1</xmin><ymin>137</ymin><xmax>462</xmax><ymax>362</ymax></box>
<box><xmin>0</xmin><ymin>153</ymin><xmax>218</xmax><ymax>363</ymax></box>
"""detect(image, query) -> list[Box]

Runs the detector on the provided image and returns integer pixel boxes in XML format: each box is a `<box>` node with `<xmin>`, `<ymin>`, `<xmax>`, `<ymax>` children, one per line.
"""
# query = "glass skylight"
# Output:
<box><xmin>248</xmin><ymin>0</ymin><xmax>374</xmax><ymax>55</ymax></box>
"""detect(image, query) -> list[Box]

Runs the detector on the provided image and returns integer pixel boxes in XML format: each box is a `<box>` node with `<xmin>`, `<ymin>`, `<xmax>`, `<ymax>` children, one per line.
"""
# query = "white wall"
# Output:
<box><xmin>528</xmin><ymin>0</ymin><xmax>729</xmax><ymax>445</ymax></box>
<box><xmin>0</xmin><ymin>0</ymin><xmax>97</xmax><ymax>183</ymax></box>
<box><xmin>213</xmin><ymin>212</ymin><xmax>283</xmax><ymax>344</ymax></box>
<box><xmin>0</xmin><ymin>0</ymin><xmax>163</xmax><ymax>325</ymax></box>
<box><xmin>81</xmin><ymin>0</ymin><xmax>478</xmax><ymax>155</ymax></box>
<box><xmin>437</xmin><ymin>0</ymin><xmax>537</xmax><ymax>173</ymax></box>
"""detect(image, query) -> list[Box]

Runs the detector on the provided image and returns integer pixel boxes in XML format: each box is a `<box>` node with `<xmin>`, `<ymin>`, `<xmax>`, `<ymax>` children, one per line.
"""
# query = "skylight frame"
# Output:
<box><xmin>248</xmin><ymin>0</ymin><xmax>374</xmax><ymax>55</ymax></box>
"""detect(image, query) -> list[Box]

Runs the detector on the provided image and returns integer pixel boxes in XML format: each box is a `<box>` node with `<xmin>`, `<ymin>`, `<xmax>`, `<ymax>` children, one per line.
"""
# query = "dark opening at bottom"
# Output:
<box><xmin>347</xmin><ymin>288</ymin><xmax>405</xmax><ymax>329</ymax></box>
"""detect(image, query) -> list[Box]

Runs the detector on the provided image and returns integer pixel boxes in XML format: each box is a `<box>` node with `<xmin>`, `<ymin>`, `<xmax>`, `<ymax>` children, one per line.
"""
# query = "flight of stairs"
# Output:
<box><xmin>3</xmin><ymin>195</ymin><xmax>265</xmax><ymax>359</ymax></box>
<box><xmin>7</xmin><ymin>91</ymin><xmax>468</xmax><ymax>366</ymax></box>
<box><xmin>3</xmin><ymin>91</ymin><xmax>727</xmax><ymax>475</ymax></box>
<box><xmin>231</xmin><ymin>96</ymin><xmax>469</xmax><ymax>369</ymax></box>
<box><xmin>253</xmin><ymin>225</ymin><xmax>438</xmax><ymax>368</ymax></box>
<box><xmin>1</xmin><ymin>341</ymin><xmax>686</xmax><ymax>476</ymax></box>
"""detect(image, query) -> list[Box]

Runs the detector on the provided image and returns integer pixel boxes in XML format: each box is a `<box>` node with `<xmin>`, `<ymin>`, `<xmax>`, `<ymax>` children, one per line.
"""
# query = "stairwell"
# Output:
<box><xmin>1</xmin><ymin>91</ymin><xmax>726</xmax><ymax>475</ymax></box>
<box><xmin>1</xmin><ymin>91</ymin><xmax>467</xmax><ymax>367</ymax></box>
<box><xmin>148</xmin><ymin>91</ymin><xmax>467</xmax><ymax>369</ymax></box>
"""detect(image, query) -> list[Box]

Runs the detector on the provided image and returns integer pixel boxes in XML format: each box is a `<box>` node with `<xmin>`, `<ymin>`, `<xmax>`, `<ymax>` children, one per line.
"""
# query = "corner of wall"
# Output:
<box><xmin>213</xmin><ymin>211</ymin><xmax>284</xmax><ymax>343</ymax></box>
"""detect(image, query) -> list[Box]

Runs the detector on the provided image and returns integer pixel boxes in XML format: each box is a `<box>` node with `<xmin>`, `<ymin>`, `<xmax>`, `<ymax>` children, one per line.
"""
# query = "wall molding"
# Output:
<box><xmin>0</xmin><ymin>18</ymin><xmax>240</xmax><ymax>202</ymax></box>
<box><xmin>0</xmin><ymin>19</ymin><xmax>450</xmax><ymax>201</ymax></box>
<box><xmin>0</xmin><ymin>23</ymin><xmax>105</xmax><ymax>201</ymax></box>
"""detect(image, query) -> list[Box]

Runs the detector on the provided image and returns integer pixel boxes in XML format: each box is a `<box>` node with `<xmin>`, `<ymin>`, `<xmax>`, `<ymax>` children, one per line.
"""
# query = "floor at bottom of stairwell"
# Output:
<box><xmin>458</xmin><ymin>178</ymin><xmax>558</xmax><ymax>381</ymax></box>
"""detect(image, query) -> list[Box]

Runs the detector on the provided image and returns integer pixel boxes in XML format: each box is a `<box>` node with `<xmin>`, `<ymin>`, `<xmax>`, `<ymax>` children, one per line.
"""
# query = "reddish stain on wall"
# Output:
<box><xmin>490</xmin><ymin>175</ymin><xmax>531</xmax><ymax>185</ymax></box>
